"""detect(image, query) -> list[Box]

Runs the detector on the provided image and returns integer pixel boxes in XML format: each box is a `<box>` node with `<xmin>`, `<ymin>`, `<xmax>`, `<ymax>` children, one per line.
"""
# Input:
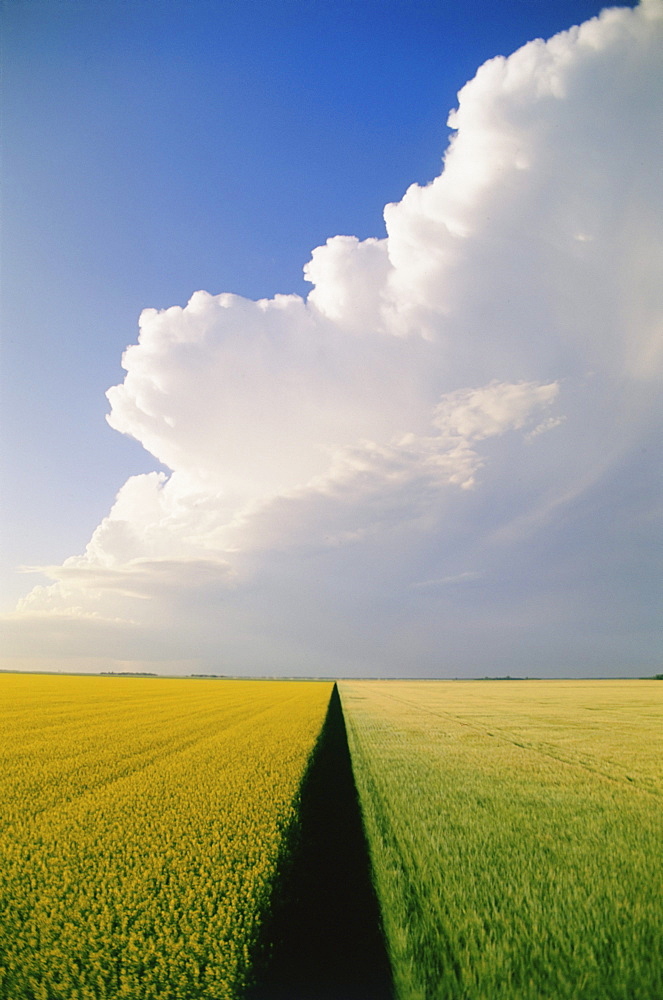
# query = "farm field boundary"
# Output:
<box><xmin>249</xmin><ymin>682</ymin><xmax>393</xmax><ymax>1000</ymax></box>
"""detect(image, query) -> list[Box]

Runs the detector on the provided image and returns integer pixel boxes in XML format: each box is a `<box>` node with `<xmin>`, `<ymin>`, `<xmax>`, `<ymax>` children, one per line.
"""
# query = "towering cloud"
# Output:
<box><xmin>5</xmin><ymin>1</ymin><xmax>662</xmax><ymax>676</ymax></box>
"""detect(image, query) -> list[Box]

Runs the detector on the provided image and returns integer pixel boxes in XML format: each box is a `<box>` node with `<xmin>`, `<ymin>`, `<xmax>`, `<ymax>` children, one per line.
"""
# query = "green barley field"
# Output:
<box><xmin>340</xmin><ymin>679</ymin><xmax>663</xmax><ymax>1000</ymax></box>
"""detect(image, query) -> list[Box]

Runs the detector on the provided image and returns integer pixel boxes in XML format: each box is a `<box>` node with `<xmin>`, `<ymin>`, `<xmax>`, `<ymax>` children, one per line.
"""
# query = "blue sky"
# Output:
<box><xmin>2</xmin><ymin>0</ymin><xmax>660</xmax><ymax>677</ymax></box>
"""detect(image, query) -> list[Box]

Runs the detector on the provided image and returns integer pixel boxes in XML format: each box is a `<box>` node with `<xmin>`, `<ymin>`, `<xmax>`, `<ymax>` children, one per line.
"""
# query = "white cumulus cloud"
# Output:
<box><xmin>4</xmin><ymin>1</ymin><xmax>662</xmax><ymax>677</ymax></box>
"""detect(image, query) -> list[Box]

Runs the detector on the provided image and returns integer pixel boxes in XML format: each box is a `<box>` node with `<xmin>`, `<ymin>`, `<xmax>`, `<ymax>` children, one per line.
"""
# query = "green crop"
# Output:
<box><xmin>341</xmin><ymin>679</ymin><xmax>663</xmax><ymax>1000</ymax></box>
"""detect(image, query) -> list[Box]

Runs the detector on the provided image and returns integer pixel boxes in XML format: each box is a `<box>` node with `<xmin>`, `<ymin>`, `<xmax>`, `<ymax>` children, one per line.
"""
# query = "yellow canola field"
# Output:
<box><xmin>0</xmin><ymin>673</ymin><xmax>332</xmax><ymax>1000</ymax></box>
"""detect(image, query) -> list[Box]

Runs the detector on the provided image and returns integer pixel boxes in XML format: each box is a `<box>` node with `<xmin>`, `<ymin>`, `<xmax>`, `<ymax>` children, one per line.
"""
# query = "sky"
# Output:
<box><xmin>1</xmin><ymin>0</ymin><xmax>661</xmax><ymax>678</ymax></box>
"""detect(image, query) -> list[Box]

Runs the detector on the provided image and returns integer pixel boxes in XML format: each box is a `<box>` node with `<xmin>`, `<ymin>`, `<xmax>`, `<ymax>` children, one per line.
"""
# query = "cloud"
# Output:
<box><xmin>4</xmin><ymin>2</ymin><xmax>662</xmax><ymax>677</ymax></box>
<box><xmin>19</xmin><ymin>557</ymin><xmax>234</xmax><ymax>603</ymax></box>
<box><xmin>410</xmin><ymin>572</ymin><xmax>484</xmax><ymax>590</ymax></box>
<box><xmin>431</xmin><ymin>380</ymin><xmax>559</xmax><ymax>442</ymax></box>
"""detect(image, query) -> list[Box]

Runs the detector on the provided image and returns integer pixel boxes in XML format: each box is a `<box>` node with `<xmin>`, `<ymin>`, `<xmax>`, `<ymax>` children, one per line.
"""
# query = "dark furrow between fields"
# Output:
<box><xmin>247</xmin><ymin>682</ymin><xmax>394</xmax><ymax>1000</ymax></box>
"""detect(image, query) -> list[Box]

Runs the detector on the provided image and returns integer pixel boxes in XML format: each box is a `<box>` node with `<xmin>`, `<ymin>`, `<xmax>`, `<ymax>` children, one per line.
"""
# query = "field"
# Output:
<box><xmin>0</xmin><ymin>673</ymin><xmax>331</xmax><ymax>1000</ymax></box>
<box><xmin>3</xmin><ymin>674</ymin><xmax>661</xmax><ymax>1000</ymax></box>
<box><xmin>340</xmin><ymin>679</ymin><xmax>663</xmax><ymax>1000</ymax></box>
